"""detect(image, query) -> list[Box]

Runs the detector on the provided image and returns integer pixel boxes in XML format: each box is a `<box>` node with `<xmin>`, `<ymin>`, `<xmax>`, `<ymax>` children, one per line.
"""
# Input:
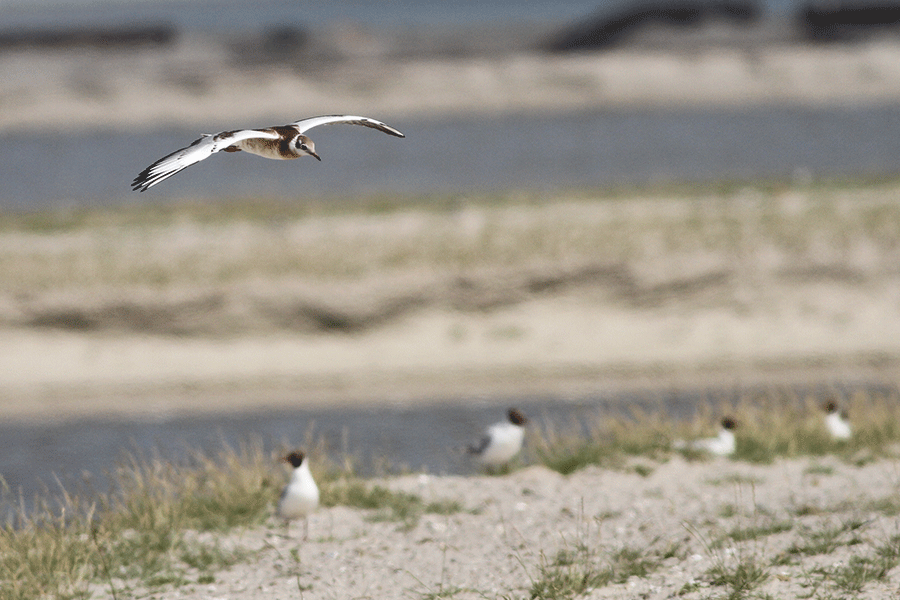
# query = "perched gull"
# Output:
<box><xmin>277</xmin><ymin>450</ymin><xmax>320</xmax><ymax>540</ymax></box>
<box><xmin>675</xmin><ymin>417</ymin><xmax>737</xmax><ymax>457</ymax></box>
<box><xmin>132</xmin><ymin>114</ymin><xmax>405</xmax><ymax>191</ymax></box>
<box><xmin>467</xmin><ymin>408</ymin><xmax>528</xmax><ymax>469</ymax></box>
<box><xmin>823</xmin><ymin>401</ymin><xmax>852</xmax><ymax>441</ymax></box>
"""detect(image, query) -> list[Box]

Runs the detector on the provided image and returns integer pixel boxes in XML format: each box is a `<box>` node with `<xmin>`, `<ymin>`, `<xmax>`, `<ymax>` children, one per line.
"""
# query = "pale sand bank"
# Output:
<box><xmin>2</xmin><ymin>184</ymin><xmax>900</xmax><ymax>421</ymax></box>
<box><xmin>2</xmin><ymin>38</ymin><xmax>900</xmax><ymax>132</ymax></box>
<box><xmin>94</xmin><ymin>457</ymin><xmax>900</xmax><ymax>600</ymax></box>
<box><xmin>1</xmin><ymin>291</ymin><xmax>899</xmax><ymax>422</ymax></box>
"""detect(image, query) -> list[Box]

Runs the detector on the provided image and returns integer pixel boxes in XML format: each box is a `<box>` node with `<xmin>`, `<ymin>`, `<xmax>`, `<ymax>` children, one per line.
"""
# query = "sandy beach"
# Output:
<box><xmin>88</xmin><ymin>456</ymin><xmax>900</xmax><ymax>600</ymax></box>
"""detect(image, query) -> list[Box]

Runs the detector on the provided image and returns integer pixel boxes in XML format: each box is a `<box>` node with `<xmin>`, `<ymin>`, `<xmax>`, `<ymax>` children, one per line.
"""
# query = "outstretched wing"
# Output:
<box><xmin>132</xmin><ymin>128</ymin><xmax>280</xmax><ymax>192</ymax></box>
<box><xmin>289</xmin><ymin>115</ymin><xmax>405</xmax><ymax>138</ymax></box>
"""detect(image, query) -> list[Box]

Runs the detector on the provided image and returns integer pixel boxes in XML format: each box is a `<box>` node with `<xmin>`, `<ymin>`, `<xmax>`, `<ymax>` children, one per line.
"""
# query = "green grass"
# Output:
<box><xmin>0</xmin><ymin>434</ymin><xmax>465</xmax><ymax>600</ymax></box>
<box><xmin>803</xmin><ymin>463</ymin><xmax>835</xmax><ymax>476</ymax></box>
<box><xmin>781</xmin><ymin>519</ymin><xmax>867</xmax><ymax>558</ymax></box>
<box><xmin>520</xmin><ymin>524</ymin><xmax>682</xmax><ymax>600</ymax></box>
<box><xmin>532</xmin><ymin>389</ymin><xmax>900</xmax><ymax>475</ymax></box>
<box><xmin>706</xmin><ymin>474</ymin><xmax>765</xmax><ymax>487</ymax></box>
<box><xmin>533</xmin><ymin>409</ymin><xmax>676</xmax><ymax>474</ymax></box>
<box><xmin>806</xmin><ymin>537</ymin><xmax>900</xmax><ymax>597</ymax></box>
<box><xmin>705</xmin><ymin>557</ymin><xmax>770</xmax><ymax>600</ymax></box>
<box><xmin>322</xmin><ymin>479</ymin><xmax>463</xmax><ymax>531</ymax></box>
<box><xmin>0</xmin><ymin>439</ymin><xmax>283</xmax><ymax>600</ymax></box>
<box><xmin>727</xmin><ymin>521</ymin><xmax>793</xmax><ymax>543</ymax></box>
<box><xmin>865</xmin><ymin>496</ymin><xmax>900</xmax><ymax>516</ymax></box>
<box><xmin>827</xmin><ymin>555</ymin><xmax>893</xmax><ymax>594</ymax></box>
<box><xmin>527</xmin><ymin>547</ymin><xmax>613</xmax><ymax>600</ymax></box>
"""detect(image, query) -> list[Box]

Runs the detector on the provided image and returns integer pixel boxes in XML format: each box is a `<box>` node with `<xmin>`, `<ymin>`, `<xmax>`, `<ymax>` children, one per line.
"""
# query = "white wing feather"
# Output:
<box><xmin>290</xmin><ymin>115</ymin><xmax>405</xmax><ymax>138</ymax></box>
<box><xmin>132</xmin><ymin>129</ymin><xmax>280</xmax><ymax>192</ymax></box>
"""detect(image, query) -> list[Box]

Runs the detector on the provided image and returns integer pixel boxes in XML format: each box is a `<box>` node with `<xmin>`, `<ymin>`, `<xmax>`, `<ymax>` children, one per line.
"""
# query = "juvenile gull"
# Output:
<box><xmin>467</xmin><ymin>408</ymin><xmax>528</xmax><ymax>469</ymax></box>
<box><xmin>132</xmin><ymin>114</ymin><xmax>404</xmax><ymax>192</ymax></box>
<box><xmin>277</xmin><ymin>450</ymin><xmax>319</xmax><ymax>540</ymax></box>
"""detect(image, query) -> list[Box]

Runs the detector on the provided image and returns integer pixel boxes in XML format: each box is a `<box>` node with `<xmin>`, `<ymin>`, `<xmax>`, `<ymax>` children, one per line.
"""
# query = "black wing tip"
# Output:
<box><xmin>132</xmin><ymin>162</ymin><xmax>176</xmax><ymax>192</ymax></box>
<box><xmin>131</xmin><ymin>172</ymin><xmax>153</xmax><ymax>192</ymax></box>
<box><xmin>370</xmin><ymin>119</ymin><xmax>405</xmax><ymax>138</ymax></box>
<box><xmin>131</xmin><ymin>173</ymin><xmax>165</xmax><ymax>192</ymax></box>
<box><xmin>376</xmin><ymin>124</ymin><xmax>404</xmax><ymax>138</ymax></box>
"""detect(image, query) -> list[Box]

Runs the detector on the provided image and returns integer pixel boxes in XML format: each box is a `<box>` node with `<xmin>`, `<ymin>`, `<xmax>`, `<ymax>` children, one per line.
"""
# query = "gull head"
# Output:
<box><xmin>283</xmin><ymin>450</ymin><xmax>306</xmax><ymax>468</ymax></box>
<box><xmin>295</xmin><ymin>135</ymin><xmax>320</xmax><ymax>160</ymax></box>
<box><xmin>508</xmin><ymin>408</ymin><xmax>528</xmax><ymax>426</ymax></box>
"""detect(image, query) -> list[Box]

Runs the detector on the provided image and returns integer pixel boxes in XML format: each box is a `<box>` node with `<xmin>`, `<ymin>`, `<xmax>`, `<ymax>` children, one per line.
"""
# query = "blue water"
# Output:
<box><xmin>0</xmin><ymin>0</ymin><xmax>803</xmax><ymax>33</ymax></box>
<box><xmin>2</xmin><ymin>105</ymin><xmax>899</xmax><ymax>211</ymax></box>
<box><xmin>0</xmin><ymin>0</ymin><xmax>612</xmax><ymax>33</ymax></box>
<box><xmin>1</xmin><ymin>380</ymin><xmax>886</xmax><ymax>516</ymax></box>
<box><xmin>0</xmin><ymin>392</ymin><xmax>665</xmax><ymax>516</ymax></box>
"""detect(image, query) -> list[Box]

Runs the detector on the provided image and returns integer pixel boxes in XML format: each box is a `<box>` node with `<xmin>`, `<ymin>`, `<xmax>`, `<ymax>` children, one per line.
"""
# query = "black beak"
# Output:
<box><xmin>310</xmin><ymin>151</ymin><xmax>321</xmax><ymax>161</ymax></box>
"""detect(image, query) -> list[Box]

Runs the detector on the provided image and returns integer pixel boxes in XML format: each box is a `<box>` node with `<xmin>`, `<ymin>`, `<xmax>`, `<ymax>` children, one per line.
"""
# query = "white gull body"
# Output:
<box><xmin>824</xmin><ymin>403</ymin><xmax>852</xmax><ymax>440</ymax></box>
<box><xmin>278</xmin><ymin>451</ymin><xmax>319</xmax><ymax>539</ymax></box>
<box><xmin>675</xmin><ymin>417</ymin><xmax>737</xmax><ymax>457</ymax></box>
<box><xmin>468</xmin><ymin>408</ymin><xmax>528</xmax><ymax>467</ymax></box>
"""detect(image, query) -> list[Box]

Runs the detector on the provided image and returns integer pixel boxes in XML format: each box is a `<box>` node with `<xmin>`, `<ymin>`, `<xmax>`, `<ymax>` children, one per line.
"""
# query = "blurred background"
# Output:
<box><xmin>0</xmin><ymin>0</ymin><xmax>899</xmax><ymax>207</ymax></box>
<box><xmin>2</xmin><ymin>0</ymin><xmax>900</xmax><ymax>501</ymax></box>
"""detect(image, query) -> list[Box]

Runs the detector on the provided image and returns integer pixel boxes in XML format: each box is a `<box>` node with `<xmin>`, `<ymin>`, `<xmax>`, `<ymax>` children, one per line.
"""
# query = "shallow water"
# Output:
<box><xmin>0</xmin><ymin>379</ymin><xmax>888</xmax><ymax>516</ymax></box>
<box><xmin>3</xmin><ymin>104</ymin><xmax>900</xmax><ymax>212</ymax></box>
<box><xmin>0</xmin><ymin>0</ymin><xmax>800</xmax><ymax>33</ymax></box>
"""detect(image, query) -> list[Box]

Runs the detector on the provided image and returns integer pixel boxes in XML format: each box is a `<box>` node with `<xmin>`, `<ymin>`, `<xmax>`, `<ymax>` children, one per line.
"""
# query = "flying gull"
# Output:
<box><xmin>132</xmin><ymin>114</ymin><xmax>404</xmax><ymax>192</ymax></box>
